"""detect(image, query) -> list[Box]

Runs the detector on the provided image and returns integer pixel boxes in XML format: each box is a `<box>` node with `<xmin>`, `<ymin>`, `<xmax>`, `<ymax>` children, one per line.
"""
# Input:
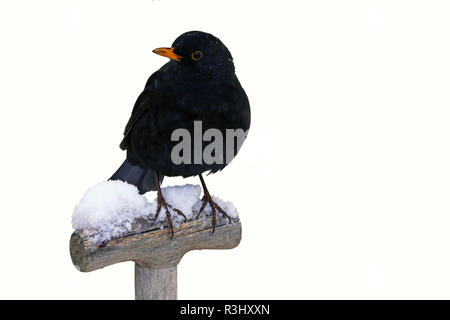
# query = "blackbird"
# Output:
<box><xmin>110</xmin><ymin>31</ymin><xmax>251</xmax><ymax>236</ymax></box>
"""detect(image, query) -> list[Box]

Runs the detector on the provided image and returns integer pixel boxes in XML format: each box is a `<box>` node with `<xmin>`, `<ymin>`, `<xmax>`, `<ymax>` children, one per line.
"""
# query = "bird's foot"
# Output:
<box><xmin>196</xmin><ymin>193</ymin><xmax>232</xmax><ymax>233</ymax></box>
<box><xmin>152</xmin><ymin>192</ymin><xmax>187</xmax><ymax>239</ymax></box>
<box><xmin>98</xmin><ymin>240</ymin><xmax>109</xmax><ymax>248</ymax></box>
<box><xmin>97</xmin><ymin>238</ymin><xmax>120</xmax><ymax>248</ymax></box>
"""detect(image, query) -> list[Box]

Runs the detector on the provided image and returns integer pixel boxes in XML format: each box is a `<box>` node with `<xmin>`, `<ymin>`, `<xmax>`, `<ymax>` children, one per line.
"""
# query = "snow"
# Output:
<box><xmin>71</xmin><ymin>181</ymin><xmax>149</xmax><ymax>243</ymax></box>
<box><xmin>193</xmin><ymin>195</ymin><xmax>239</xmax><ymax>219</ymax></box>
<box><xmin>72</xmin><ymin>180</ymin><xmax>238</xmax><ymax>244</ymax></box>
<box><xmin>148</xmin><ymin>184</ymin><xmax>202</xmax><ymax>227</ymax></box>
<box><xmin>161</xmin><ymin>184</ymin><xmax>202</xmax><ymax>221</ymax></box>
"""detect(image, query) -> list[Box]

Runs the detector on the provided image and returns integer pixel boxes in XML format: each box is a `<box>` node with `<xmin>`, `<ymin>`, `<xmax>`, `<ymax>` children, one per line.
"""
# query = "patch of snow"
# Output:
<box><xmin>72</xmin><ymin>180</ymin><xmax>150</xmax><ymax>244</ymax></box>
<box><xmin>72</xmin><ymin>180</ymin><xmax>238</xmax><ymax>244</ymax></box>
<box><xmin>159</xmin><ymin>184</ymin><xmax>202</xmax><ymax>227</ymax></box>
<box><xmin>193</xmin><ymin>196</ymin><xmax>239</xmax><ymax>219</ymax></box>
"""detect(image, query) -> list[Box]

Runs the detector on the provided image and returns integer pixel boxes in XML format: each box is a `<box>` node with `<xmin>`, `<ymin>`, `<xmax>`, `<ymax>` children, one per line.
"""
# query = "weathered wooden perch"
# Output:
<box><xmin>70</xmin><ymin>214</ymin><xmax>241</xmax><ymax>300</ymax></box>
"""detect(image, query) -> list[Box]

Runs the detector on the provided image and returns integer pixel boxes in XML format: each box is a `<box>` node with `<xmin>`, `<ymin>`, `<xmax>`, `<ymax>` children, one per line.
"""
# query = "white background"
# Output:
<box><xmin>0</xmin><ymin>0</ymin><xmax>449</xmax><ymax>299</ymax></box>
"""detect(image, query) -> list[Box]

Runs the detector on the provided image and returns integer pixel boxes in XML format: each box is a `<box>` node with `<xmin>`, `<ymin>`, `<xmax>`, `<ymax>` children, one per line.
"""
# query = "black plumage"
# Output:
<box><xmin>110</xmin><ymin>31</ymin><xmax>250</xmax><ymax>236</ymax></box>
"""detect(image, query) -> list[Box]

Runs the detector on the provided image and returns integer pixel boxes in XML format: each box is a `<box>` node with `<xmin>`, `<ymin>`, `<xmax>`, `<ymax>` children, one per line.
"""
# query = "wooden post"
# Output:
<box><xmin>135</xmin><ymin>264</ymin><xmax>177</xmax><ymax>300</ymax></box>
<box><xmin>70</xmin><ymin>214</ymin><xmax>241</xmax><ymax>300</ymax></box>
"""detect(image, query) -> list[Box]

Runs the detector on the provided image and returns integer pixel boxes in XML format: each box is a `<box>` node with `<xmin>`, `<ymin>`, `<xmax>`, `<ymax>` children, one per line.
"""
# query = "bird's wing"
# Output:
<box><xmin>119</xmin><ymin>71</ymin><xmax>160</xmax><ymax>150</ymax></box>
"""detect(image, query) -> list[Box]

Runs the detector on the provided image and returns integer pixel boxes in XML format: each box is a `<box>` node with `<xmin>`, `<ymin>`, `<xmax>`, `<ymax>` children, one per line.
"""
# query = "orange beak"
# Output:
<box><xmin>152</xmin><ymin>47</ymin><xmax>182</xmax><ymax>61</ymax></box>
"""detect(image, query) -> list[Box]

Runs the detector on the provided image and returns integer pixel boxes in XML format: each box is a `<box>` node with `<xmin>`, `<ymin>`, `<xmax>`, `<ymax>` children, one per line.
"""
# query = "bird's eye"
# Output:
<box><xmin>191</xmin><ymin>50</ymin><xmax>202</xmax><ymax>61</ymax></box>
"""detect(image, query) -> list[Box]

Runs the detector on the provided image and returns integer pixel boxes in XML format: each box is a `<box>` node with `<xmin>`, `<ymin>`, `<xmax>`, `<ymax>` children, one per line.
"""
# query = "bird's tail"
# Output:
<box><xmin>109</xmin><ymin>159</ymin><xmax>161</xmax><ymax>194</ymax></box>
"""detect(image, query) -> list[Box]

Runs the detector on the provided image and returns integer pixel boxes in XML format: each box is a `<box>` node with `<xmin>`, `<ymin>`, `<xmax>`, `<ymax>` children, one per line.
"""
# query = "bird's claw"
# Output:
<box><xmin>196</xmin><ymin>194</ymin><xmax>232</xmax><ymax>234</ymax></box>
<box><xmin>98</xmin><ymin>240</ymin><xmax>109</xmax><ymax>248</ymax></box>
<box><xmin>151</xmin><ymin>194</ymin><xmax>187</xmax><ymax>239</ymax></box>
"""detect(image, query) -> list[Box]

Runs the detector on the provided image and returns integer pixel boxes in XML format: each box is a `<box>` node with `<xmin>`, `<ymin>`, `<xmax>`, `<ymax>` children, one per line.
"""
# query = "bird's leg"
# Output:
<box><xmin>152</xmin><ymin>172</ymin><xmax>187</xmax><ymax>238</ymax></box>
<box><xmin>196</xmin><ymin>174</ymin><xmax>232</xmax><ymax>233</ymax></box>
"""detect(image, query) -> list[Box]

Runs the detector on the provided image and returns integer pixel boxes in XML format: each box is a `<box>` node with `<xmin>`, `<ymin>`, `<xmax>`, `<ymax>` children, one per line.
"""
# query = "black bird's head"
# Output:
<box><xmin>152</xmin><ymin>31</ymin><xmax>235</xmax><ymax>78</ymax></box>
